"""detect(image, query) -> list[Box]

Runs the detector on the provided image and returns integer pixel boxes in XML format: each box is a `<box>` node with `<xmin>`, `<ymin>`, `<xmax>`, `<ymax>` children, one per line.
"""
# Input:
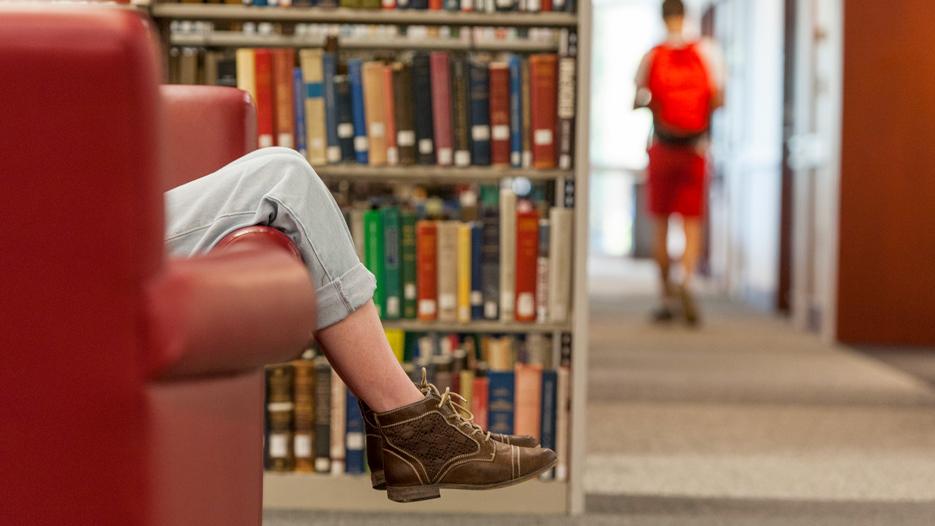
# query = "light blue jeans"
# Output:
<box><xmin>164</xmin><ymin>147</ymin><xmax>376</xmax><ymax>330</ymax></box>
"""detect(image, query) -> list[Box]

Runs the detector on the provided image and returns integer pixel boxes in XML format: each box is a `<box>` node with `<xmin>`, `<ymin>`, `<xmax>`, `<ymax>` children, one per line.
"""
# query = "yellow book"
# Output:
<box><xmin>457</xmin><ymin>222</ymin><xmax>472</xmax><ymax>323</ymax></box>
<box><xmin>385</xmin><ymin>328</ymin><xmax>405</xmax><ymax>363</ymax></box>
<box><xmin>362</xmin><ymin>61</ymin><xmax>387</xmax><ymax>166</ymax></box>
<box><xmin>299</xmin><ymin>49</ymin><xmax>328</xmax><ymax>166</ymax></box>
<box><xmin>235</xmin><ymin>48</ymin><xmax>256</xmax><ymax>103</ymax></box>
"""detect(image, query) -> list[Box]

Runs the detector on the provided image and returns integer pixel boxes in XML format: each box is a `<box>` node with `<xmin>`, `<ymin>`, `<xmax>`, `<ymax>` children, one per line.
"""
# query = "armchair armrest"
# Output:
<box><xmin>146</xmin><ymin>246</ymin><xmax>315</xmax><ymax>380</ymax></box>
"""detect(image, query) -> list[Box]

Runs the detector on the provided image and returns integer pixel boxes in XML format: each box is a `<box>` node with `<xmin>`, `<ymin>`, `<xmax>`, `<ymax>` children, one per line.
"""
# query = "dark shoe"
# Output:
<box><xmin>651</xmin><ymin>305</ymin><xmax>676</xmax><ymax>323</ymax></box>
<box><xmin>679</xmin><ymin>286</ymin><xmax>701</xmax><ymax>326</ymax></box>
<box><xmin>360</xmin><ymin>378</ymin><xmax>539</xmax><ymax>491</ymax></box>
<box><xmin>374</xmin><ymin>391</ymin><xmax>557</xmax><ymax>503</ymax></box>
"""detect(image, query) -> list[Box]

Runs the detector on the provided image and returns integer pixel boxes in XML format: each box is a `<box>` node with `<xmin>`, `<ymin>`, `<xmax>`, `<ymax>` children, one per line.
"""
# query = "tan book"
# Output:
<box><xmin>329</xmin><ymin>369</ymin><xmax>346</xmax><ymax>475</ymax></box>
<box><xmin>436</xmin><ymin>220</ymin><xmax>459</xmax><ymax>323</ymax></box>
<box><xmin>235</xmin><ymin>48</ymin><xmax>256</xmax><ymax>107</ymax></box>
<box><xmin>265</xmin><ymin>364</ymin><xmax>295</xmax><ymax>472</ymax></box>
<box><xmin>499</xmin><ymin>188</ymin><xmax>517</xmax><ymax>321</ymax></box>
<box><xmin>362</xmin><ymin>61</ymin><xmax>387</xmax><ymax>166</ymax></box>
<box><xmin>457</xmin><ymin>222</ymin><xmax>472</xmax><ymax>323</ymax></box>
<box><xmin>513</xmin><ymin>363</ymin><xmax>543</xmax><ymax>442</ymax></box>
<box><xmin>291</xmin><ymin>358</ymin><xmax>315</xmax><ymax>472</ymax></box>
<box><xmin>178</xmin><ymin>47</ymin><xmax>198</xmax><ymax>85</ymax></box>
<box><xmin>554</xmin><ymin>365</ymin><xmax>570</xmax><ymax>481</ymax></box>
<box><xmin>548</xmin><ymin>207</ymin><xmax>573</xmax><ymax>323</ymax></box>
<box><xmin>299</xmin><ymin>49</ymin><xmax>328</xmax><ymax>165</ymax></box>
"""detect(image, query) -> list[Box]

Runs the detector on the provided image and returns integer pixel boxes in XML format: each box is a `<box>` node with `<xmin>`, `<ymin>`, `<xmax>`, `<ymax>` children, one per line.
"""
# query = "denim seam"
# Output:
<box><xmin>266</xmin><ymin>194</ymin><xmax>336</xmax><ymax>284</ymax></box>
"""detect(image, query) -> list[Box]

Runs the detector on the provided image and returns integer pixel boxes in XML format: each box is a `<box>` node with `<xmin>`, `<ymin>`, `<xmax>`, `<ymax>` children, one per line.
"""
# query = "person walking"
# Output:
<box><xmin>634</xmin><ymin>0</ymin><xmax>724</xmax><ymax>325</ymax></box>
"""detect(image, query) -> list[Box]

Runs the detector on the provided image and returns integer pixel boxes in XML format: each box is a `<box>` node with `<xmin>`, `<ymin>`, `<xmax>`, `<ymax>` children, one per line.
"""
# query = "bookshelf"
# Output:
<box><xmin>149</xmin><ymin>0</ymin><xmax>591</xmax><ymax>515</ymax></box>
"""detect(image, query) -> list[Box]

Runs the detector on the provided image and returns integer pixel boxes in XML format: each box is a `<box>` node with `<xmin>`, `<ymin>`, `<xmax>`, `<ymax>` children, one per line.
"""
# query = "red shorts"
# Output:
<box><xmin>646</xmin><ymin>142</ymin><xmax>707</xmax><ymax>218</ymax></box>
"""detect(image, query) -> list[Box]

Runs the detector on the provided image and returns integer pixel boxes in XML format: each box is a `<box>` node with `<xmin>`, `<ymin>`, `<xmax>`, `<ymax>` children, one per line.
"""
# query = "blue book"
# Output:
<box><xmin>410</xmin><ymin>0</ymin><xmax>427</xmax><ymax>9</ymax></box>
<box><xmin>508</xmin><ymin>55</ymin><xmax>523</xmax><ymax>168</ymax></box>
<box><xmin>348</xmin><ymin>59</ymin><xmax>369</xmax><ymax>164</ymax></box>
<box><xmin>468</xmin><ymin>59</ymin><xmax>491</xmax><ymax>166</ymax></box>
<box><xmin>470</xmin><ymin>222</ymin><xmax>484</xmax><ymax>320</ymax></box>
<box><xmin>487</xmin><ymin>371</ymin><xmax>515</xmax><ymax>435</ymax></box>
<box><xmin>345</xmin><ymin>390</ymin><xmax>365</xmax><ymax>475</ymax></box>
<box><xmin>539</xmin><ymin>369</ymin><xmax>558</xmax><ymax>451</ymax></box>
<box><xmin>322</xmin><ymin>52</ymin><xmax>341</xmax><ymax>163</ymax></box>
<box><xmin>292</xmin><ymin>67</ymin><xmax>307</xmax><ymax>158</ymax></box>
<box><xmin>444</xmin><ymin>0</ymin><xmax>459</xmax><ymax>10</ymax></box>
<box><xmin>253</xmin><ymin>0</ymin><xmax>268</xmax><ymax>5</ymax></box>
<box><xmin>334</xmin><ymin>75</ymin><xmax>356</xmax><ymax>162</ymax></box>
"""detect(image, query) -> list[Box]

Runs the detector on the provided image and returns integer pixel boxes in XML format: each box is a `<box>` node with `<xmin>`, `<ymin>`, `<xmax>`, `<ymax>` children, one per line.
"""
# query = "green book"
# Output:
<box><xmin>360</xmin><ymin>0</ymin><xmax>380</xmax><ymax>8</ymax></box>
<box><xmin>339</xmin><ymin>0</ymin><xmax>362</xmax><ymax>7</ymax></box>
<box><xmin>363</xmin><ymin>209</ymin><xmax>385</xmax><ymax>318</ymax></box>
<box><xmin>381</xmin><ymin>207</ymin><xmax>402</xmax><ymax>320</ymax></box>
<box><xmin>400</xmin><ymin>210</ymin><xmax>418</xmax><ymax>319</ymax></box>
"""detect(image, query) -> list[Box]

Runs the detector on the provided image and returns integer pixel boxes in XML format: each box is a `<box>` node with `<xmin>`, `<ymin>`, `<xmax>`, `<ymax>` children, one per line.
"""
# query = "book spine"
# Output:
<box><xmin>444</xmin><ymin>0</ymin><xmax>459</xmax><ymax>9</ymax></box>
<box><xmin>515</xmin><ymin>209</ymin><xmax>539</xmax><ymax>322</ymax></box>
<box><xmin>299</xmin><ymin>49</ymin><xmax>327</xmax><ymax>164</ymax></box>
<box><xmin>273</xmin><ymin>49</ymin><xmax>295</xmax><ymax>149</ymax></box>
<box><xmin>470</xmin><ymin>222</ymin><xmax>484</xmax><ymax>320</ymax></box>
<box><xmin>429</xmin><ymin>0</ymin><xmax>442</xmax><ymax>9</ymax></box>
<box><xmin>548</xmin><ymin>207</ymin><xmax>573</xmax><ymax>323</ymax></box>
<box><xmin>558</xmin><ymin>31</ymin><xmax>578</xmax><ymax>170</ymax></box>
<box><xmin>513</xmin><ymin>363</ymin><xmax>543</xmax><ymax>441</ymax></box>
<box><xmin>521</xmin><ymin>58</ymin><xmax>532</xmax><ymax>167</ymax></box>
<box><xmin>471</xmin><ymin>375</ymin><xmax>489</xmax><ymax>429</ymax></box>
<box><xmin>313</xmin><ymin>357</ymin><xmax>332</xmax><ymax>473</ymax></box>
<box><xmin>411</xmin><ymin>53</ymin><xmax>436</xmax><ymax>164</ymax></box>
<box><xmin>254</xmin><ymin>49</ymin><xmax>276</xmax><ymax>148</ymax></box>
<box><xmin>348</xmin><ymin>59</ymin><xmax>370</xmax><ymax>164</ymax></box>
<box><xmin>400</xmin><ymin>211</ymin><xmax>418</xmax><ymax>319</ymax></box>
<box><xmin>235</xmin><ymin>48</ymin><xmax>256</xmax><ymax>104</ymax></box>
<box><xmin>385</xmin><ymin>328</ymin><xmax>406</xmax><ymax>363</ymax></box>
<box><xmin>488</xmin><ymin>62</ymin><xmax>511</xmax><ymax>167</ymax></box>
<box><xmin>495</xmin><ymin>0</ymin><xmax>515</xmax><ymax>12</ymax></box>
<box><xmin>330</xmin><ymin>369</ymin><xmax>346</xmax><ymax>475</ymax></box>
<box><xmin>334</xmin><ymin>75</ymin><xmax>357</xmax><ymax>161</ymax></box>
<box><xmin>539</xmin><ymin>367</ymin><xmax>557</xmax><ymax>480</ymax></box>
<box><xmin>499</xmin><ymin>189</ymin><xmax>516</xmax><ymax>321</ymax></box>
<box><xmin>529</xmin><ymin>54</ymin><xmax>558</xmax><ymax>168</ymax></box>
<box><xmin>487</xmin><ymin>370</ymin><xmax>515</xmax><ymax>435</ymax></box>
<box><xmin>536</xmin><ymin>218</ymin><xmax>551</xmax><ymax>323</ymax></box>
<box><xmin>392</xmin><ymin>63</ymin><xmax>416</xmax><ymax>165</ymax></box>
<box><xmin>381</xmin><ymin>207</ymin><xmax>402</xmax><ymax>320</ymax></box>
<box><xmin>430</xmin><ymin>52</ymin><xmax>454</xmax><ymax>166</ymax></box>
<box><xmin>481</xmin><ymin>195</ymin><xmax>500</xmax><ymax>320</ymax></box>
<box><xmin>383</xmin><ymin>65</ymin><xmax>399</xmax><ymax>165</ymax></box>
<box><xmin>450</xmin><ymin>54</ymin><xmax>472</xmax><ymax>167</ymax></box>
<box><xmin>436</xmin><ymin>221</ymin><xmax>459</xmax><ymax>323</ymax></box>
<box><xmin>265</xmin><ymin>364</ymin><xmax>294</xmax><ymax>471</ymax></box>
<box><xmin>456</xmin><ymin>222</ymin><xmax>472</xmax><ymax>323</ymax></box>
<box><xmin>292</xmin><ymin>360</ymin><xmax>315</xmax><ymax>472</ymax></box>
<box><xmin>363</xmin><ymin>209</ymin><xmax>385</xmax><ymax>318</ymax></box>
<box><xmin>292</xmin><ymin>67</ymin><xmax>307</xmax><ymax>158</ymax></box>
<box><xmin>323</xmin><ymin>52</ymin><xmax>342</xmax><ymax>163</ymax></box>
<box><xmin>349</xmin><ymin>208</ymin><xmax>366</xmax><ymax>261</ymax></box>
<box><xmin>410</xmin><ymin>0</ymin><xmax>426</xmax><ymax>9</ymax></box>
<box><xmin>555</xmin><ymin>364</ymin><xmax>569</xmax><ymax>481</ymax></box>
<box><xmin>416</xmin><ymin>220</ymin><xmax>439</xmax><ymax>320</ymax></box>
<box><xmin>382</xmin><ymin>0</ymin><xmax>397</xmax><ymax>8</ymax></box>
<box><xmin>344</xmin><ymin>390</ymin><xmax>365</xmax><ymax>475</ymax></box>
<box><xmin>363</xmin><ymin>61</ymin><xmax>387</xmax><ymax>166</ymax></box>
<box><xmin>508</xmin><ymin>55</ymin><xmax>524</xmax><ymax>167</ymax></box>
<box><xmin>468</xmin><ymin>59</ymin><xmax>491</xmax><ymax>165</ymax></box>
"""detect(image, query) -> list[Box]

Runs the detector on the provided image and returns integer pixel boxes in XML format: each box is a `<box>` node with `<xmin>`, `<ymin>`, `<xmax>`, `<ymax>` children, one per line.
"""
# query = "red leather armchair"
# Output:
<box><xmin>0</xmin><ymin>6</ymin><xmax>314</xmax><ymax>526</ymax></box>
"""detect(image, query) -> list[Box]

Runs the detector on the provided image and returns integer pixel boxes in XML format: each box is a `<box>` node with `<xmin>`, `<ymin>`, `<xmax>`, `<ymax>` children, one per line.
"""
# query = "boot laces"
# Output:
<box><xmin>419</xmin><ymin>368</ymin><xmax>492</xmax><ymax>443</ymax></box>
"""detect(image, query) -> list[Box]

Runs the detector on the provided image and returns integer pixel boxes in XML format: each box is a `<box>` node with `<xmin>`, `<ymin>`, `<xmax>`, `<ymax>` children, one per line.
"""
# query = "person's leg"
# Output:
<box><xmin>681</xmin><ymin>217</ymin><xmax>702</xmax><ymax>287</ymax></box>
<box><xmin>653</xmin><ymin>214</ymin><xmax>672</xmax><ymax>297</ymax></box>
<box><xmin>164</xmin><ymin>147</ymin><xmax>422</xmax><ymax>411</ymax></box>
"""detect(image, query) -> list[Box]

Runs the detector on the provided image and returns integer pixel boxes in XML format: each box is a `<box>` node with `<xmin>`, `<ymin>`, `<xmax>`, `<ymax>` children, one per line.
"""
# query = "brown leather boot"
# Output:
<box><xmin>374</xmin><ymin>391</ymin><xmax>557</xmax><ymax>503</ymax></box>
<box><xmin>360</xmin><ymin>372</ymin><xmax>539</xmax><ymax>490</ymax></box>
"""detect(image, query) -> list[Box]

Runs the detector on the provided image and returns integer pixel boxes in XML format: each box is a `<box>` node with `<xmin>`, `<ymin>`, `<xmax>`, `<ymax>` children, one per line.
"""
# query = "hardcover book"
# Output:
<box><xmin>330</xmin><ymin>370</ymin><xmax>346</xmax><ymax>474</ymax></box>
<box><xmin>345</xmin><ymin>390</ymin><xmax>365</xmax><ymax>475</ymax></box>
<box><xmin>381</xmin><ymin>207</ymin><xmax>402</xmax><ymax>320</ymax></box>
<box><xmin>536</xmin><ymin>218</ymin><xmax>551</xmax><ymax>323</ymax></box>
<box><xmin>299</xmin><ymin>49</ymin><xmax>327</xmax><ymax>164</ymax></box>
<box><xmin>514</xmin><ymin>208</ymin><xmax>540</xmax><ymax>322</ymax></box>
<box><xmin>363</xmin><ymin>209</ymin><xmax>385</xmax><ymax>318</ymax></box>
<box><xmin>292</xmin><ymin>358</ymin><xmax>315</xmax><ymax>472</ymax></box>
<box><xmin>548</xmin><ymin>207</ymin><xmax>573</xmax><ymax>323</ymax></box>
<box><xmin>521</xmin><ymin>58</ymin><xmax>532</xmax><ymax>167</ymax></box>
<box><xmin>471</xmin><ymin>365</ymin><xmax>489</xmax><ymax>429</ymax></box>
<box><xmin>529</xmin><ymin>54</ymin><xmax>558</xmax><ymax>168</ymax></box>
<box><xmin>456</xmin><ymin>222</ymin><xmax>472</xmax><ymax>323</ymax></box>
<box><xmin>392</xmin><ymin>63</ymin><xmax>417</xmax><ymax>165</ymax></box>
<box><xmin>508</xmin><ymin>55</ymin><xmax>524</xmax><ymax>167</ymax></box>
<box><xmin>382</xmin><ymin>64</ymin><xmax>399</xmax><ymax>165</ymax></box>
<box><xmin>416</xmin><ymin>220</ymin><xmax>439</xmax><ymax>320</ymax></box>
<box><xmin>470</xmin><ymin>222</ymin><xmax>485</xmax><ymax>319</ymax></box>
<box><xmin>334</xmin><ymin>75</ymin><xmax>357</xmax><ymax>161</ymax></box>
<box><xmin>468</xmin><ymin>58</ymin><xmax>491</xmax><ymax>165</ymax></box>
<box><xmin>348</xmin><ymin>59</ymin><xmax>370</xmax><ymax>164</ymax></box>
<box><xmin>488</xmin><ymin>62</ymin><xmax>511</xmax><ymax>167</ymax></box>
<box><xmin>323</xmin><ymin>47</ymin><xmax>342</xmax><ymax>163</ymax></box>
<box><xmin>514</xmin><ymin>362</ymin><xmax>543</xmax><ymax>441</ymax></box>
<box><xmin>558</xmin><ymin>31</ymin><xmax>578</xmax><ymax>170</ymax></box>
<box><xmin>235</xmin><ymin>48</ymin><xmax>256</xmax><ymax>107</ymax></box>
<box><xmin>487</xmin><ymin>370</ymin><xmax>515</xmax><ymax>435</ymax></box>
<box><xmin>254</xmin><ymin>49</ymin><xmax>276</xmax><ymax>148</ymax></box>
<box><xmin>430</xmin><ymin>52</ymin><xmax>454</xmax><ymax>166</ymax></box>
<box><xmin>363</xmin><ymin>61</ymin><xmax>388</xmax><ymax>166</ymax></box>
<box><xmin>272</xmin><ymin>49</ymin><xmax>295</xmax><ymax>149</ymax></box>
<box><xmin>265</xmin><ymin>364</ymin><xmax>294</xmax><ymax>471</ymax></box>
<box><xmin>499</xmin><ymin>188</ymin><xmax>517</xmax><ymax>321</ymax></box>
<box><xmin>400</xmin><ymin>211</ymin><xmax>418</xmax><ymax>319</ymax></box>
<box><xmin>292</xmin><ymin>67</ymin><xmax>308</xmax><ymax>157</ymax></box>
<box><xmin>450</xmin><ymin>54</ymin><xmax>472</xmax><ymax>167</ymax></box>
<box><xmin>539</xmin><ymin>367</ymin><xmax>558</xmax><ymax>480</ymax></box>
<box><xmin>436</xmin><ymin>220</ymin><xmax>459</xmax><ymax>323</ymax></box>
<box><xmin>313</xmin><ymin>356</ymin><xmax>332</xmax><ymax>473</ymax></box>
<box><xmin>411</xmin><ymin>53</ymin><xmax>436</xmax><ymax>165</ymax></box>
<box><xmin>480</xmin><ymin>186</ymin><xmax>500</xmax><ymax>319</ymax></box>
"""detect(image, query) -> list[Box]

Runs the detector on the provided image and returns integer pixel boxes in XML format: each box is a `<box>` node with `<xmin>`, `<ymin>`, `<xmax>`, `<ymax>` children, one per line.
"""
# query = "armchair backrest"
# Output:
<box><xmin>0</xmin><ymin>7</ymin><xmax>162</xmax><ymax>525</ymax></box>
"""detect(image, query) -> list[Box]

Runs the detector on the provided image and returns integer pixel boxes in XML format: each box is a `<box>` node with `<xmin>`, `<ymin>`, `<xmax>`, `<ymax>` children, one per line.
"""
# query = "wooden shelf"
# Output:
<box><xmin>170</xmin><ymin>30</ymin><xmax>559</xmax><ymax>52</ymax></box>
<box><xmin>316</xmin><ymin>164</ymin><xmax>572</xmax><ymax>183</ymax></box>
<box><xmin>381</xmin><ymin>319</ymin><xmax>571</xmax><ymax>333</ymax></box>
<box><xmin>151</xmin><ymin>4</ymin><xmax>579</xmax><ymax>28</ymax></box>
<box><xmin>263</xmin><ymin>472</ymin><xmax>568</xmax><ymax>513</ymax></box>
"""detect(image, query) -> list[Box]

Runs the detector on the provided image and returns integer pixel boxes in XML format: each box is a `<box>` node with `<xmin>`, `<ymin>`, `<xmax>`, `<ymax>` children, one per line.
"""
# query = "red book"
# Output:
<box><xmin>471</xmin><ymin>375</ymin><xmax>489</xmax><ymax>430</ymax></box>
<box><xmin>514</xmin><ymin>208</ymin><xmax>539</xmax><ymax>322</ymax></box>
<box><xmin>488</xmin><ymin>62</ymin><xmax>511</xmax><ymax>167</ymax></box>
<box><xmin>383</xmin><ymin>64</ymin><xmax>398</xmax><ymax>165</ymax></box>
<box><xmin>272</xmin><ymin>48</ymin><xmax>295</xmax><ymax>149</ymax></box>
<box><xmin>529</xmin><ymin>54</ymin><xmax>558</xmax><ymax>169</ymax></box>
<box><xmin>541</xmin><ymin>0</ymin><xmax>552</xmax><ymax>11</ymax></box>
<box><xmin>429</xmin><ymin>0</ymin><xmax>442</xmax><ymax>9</ymax></box>
<box><xmin>430</xmin><ymin>52</ymin><xmax>453</xmax><ymax>166</ymax></box>
<box><xmin>254</xmin><ymin>49</ymin><xmax>276</xmax><ymax>148</ymax></box>
<box><xmin>513</xmin><ymin>363</ymin><xmax>543</xmax><ymax>441</ymax></box>
<box><xmin>416</xmin><ymin>220</ymin><xmax>438</xmax><ymax>321</ymax></box>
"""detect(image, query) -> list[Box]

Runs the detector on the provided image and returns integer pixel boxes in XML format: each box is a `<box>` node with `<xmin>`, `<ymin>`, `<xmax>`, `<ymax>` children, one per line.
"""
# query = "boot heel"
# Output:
<box><xmin>370</xmin><ymin>469</ymin><xmax>386</xmax><ymax>490</ymax></box>
<box><xmin>386</xmin><ymin>485</ymin><xmax>441</xmax><ymax>503</ymax></box>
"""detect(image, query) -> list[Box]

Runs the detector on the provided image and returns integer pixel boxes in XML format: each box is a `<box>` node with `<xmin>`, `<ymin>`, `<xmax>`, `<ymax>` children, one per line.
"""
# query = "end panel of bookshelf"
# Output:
<box><xmin>263</xmin><ymin>473</ymin><xmax>568</xmax><ymax>514</ymax></box>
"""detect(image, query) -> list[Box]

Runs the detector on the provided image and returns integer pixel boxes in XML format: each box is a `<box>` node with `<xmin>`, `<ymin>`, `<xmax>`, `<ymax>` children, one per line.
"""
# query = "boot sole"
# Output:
<box><xmin>371</xmin><ymin>470</ymin><xmax>386</xmax><ymax>491</ymax></box>
<box><xmin>385</xmin><ymin>456</ymin><xmax>559</xmax><ymax>503</ymax></box>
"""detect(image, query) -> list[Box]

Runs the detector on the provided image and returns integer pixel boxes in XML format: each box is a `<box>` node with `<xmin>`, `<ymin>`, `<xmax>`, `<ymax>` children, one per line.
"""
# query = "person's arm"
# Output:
<box><xmin>633</xmin><ymin>49</ymin><xmax>654</xmax><ymax>110</ymax></box>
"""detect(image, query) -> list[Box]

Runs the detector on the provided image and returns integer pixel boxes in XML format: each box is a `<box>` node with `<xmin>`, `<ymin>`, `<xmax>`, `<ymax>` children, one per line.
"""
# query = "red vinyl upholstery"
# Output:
<box><xmin>0</xmin><ymin>6</ymin><xmax>314</xmax><ymax>526</ymax></box>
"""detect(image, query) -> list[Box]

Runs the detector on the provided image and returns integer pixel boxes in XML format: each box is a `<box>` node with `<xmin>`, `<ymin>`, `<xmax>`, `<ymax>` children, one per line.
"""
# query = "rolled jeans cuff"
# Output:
<box><xmin>314</xmin><ymin>262</ymin><xmax>376</xmax><ymax>330</ymax></box>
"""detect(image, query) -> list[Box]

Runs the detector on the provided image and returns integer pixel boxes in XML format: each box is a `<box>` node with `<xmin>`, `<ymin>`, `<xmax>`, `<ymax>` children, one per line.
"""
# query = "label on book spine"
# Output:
<box><xmin>386</xmin><ymin>297</ymin><xmax>400</xmax><ymax>317</ymax></box>
<box><xmin>419</xmin><ymin>299</ymin><xmax>437</xmax><ymax>317</ymax></box>
<box><xmin>492</xmin><ymin>125</ymin><xmax>510</xmax><ymax>140</ymax></box>
<box><xmin>387</xmin><ymin>147</ymin><xmax>399</xmax><ymax>165</ymax></box>
<box><xmin>354</xmin><ymin>136</ymin><xmax>369</xmax><ymax>152</ymax></box>
<box><xmin>405</xmin><ymin>283</ymin><xmax>417</xmax><ymax>300</ymax></box>
<box><xmin>485</xmin><ymin>301</ymin><xmax>498</xmax><ymax>319</ymax></box>
<box><xmin>369</xmin><ymin>122</ymin><xmax>385</xmax><ymax>138</ymax></box>
<box><xmin>338</xmin><ymin>123</ymin><xmax>354</xmax><ymax>138</ymax></box>
<box><xmin>517</xmin><ymin>292</ymin><xmax>535</xmax><ymax>319</ymax></box>
<box><xmin>534</xmin><ymin>129</ymin><xmax>553</xmax><ymax>145</ymax></box>
<box><xmin>439</xmin><ymin>293</ymin><xmax>456</xmax><ymax>310</ymax></box>
<box><xmin>346</xmin><ymin>432</ymin><xmax>364</xmax><ymax>450</ymax></box>
<box><xmin>472</xmin><ymin>125</ymin><xmax>490</xmax><ymax>141</ymax></box>
<box><xmin>278</xmin><ymin>134</ymin><xmax>294</xmax><ymax>149</ymax></box>
<box><xmin>560</xmin><ymin>154</ymin><xmax>572</xmax><ymax>170</ymax></box>
<box><xmin>437</xmin><ymin>147</ymin><xmax>453</xmax><ymax>165</ymax></box>
<box><xmin>294</xmin><ymin>435</ymin><xmax>312</xmax><ymax>458</ymax></box>
<box><xmin>511</xmin><ymin>151</ymin><xmax>521</xmax><ymax>166</ymax></box>
<box><xmin>398</xmin><ymin>130</ymin><xmax>416</xmax><ymax>146</ymax></box>
<box><xmin>455</xmin><ymin>150</ymin><xmax>471</xmax><ymax>166</ymax></box>
<box><xmin>327</xmin><ymin>146</ymin><xmax>341</xmax><ymax>163</ymax></box>
<box><xmin>418</xmin><ymin>138</ymin><xmax>434</xmax><ymax>154</ymax></box>
<box><xmin>269</xmin><ymin>434</ymin><xmax>288</xmax><ymax>458</ymax></box>
<box><xmin>259</xmin><ymin>134</ymin><xmax>274</xmax><ymax>148</ymax></box>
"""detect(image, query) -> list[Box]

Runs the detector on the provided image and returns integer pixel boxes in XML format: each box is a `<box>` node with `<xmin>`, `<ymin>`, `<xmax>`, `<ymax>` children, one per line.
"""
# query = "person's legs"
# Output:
<box><xmin>164</xmin><ymin>147</ymin><xmax>422</xmax><ymax>411</ymax></box>
<box><xmin>681</xmin><ymin>217</ymin><xmax>702</xmax><ymax>288</ymax></box>
<box><xmin>652</xmin><ymin>214</ymin><xmax>678</xmax><ymax>320</ymax></box>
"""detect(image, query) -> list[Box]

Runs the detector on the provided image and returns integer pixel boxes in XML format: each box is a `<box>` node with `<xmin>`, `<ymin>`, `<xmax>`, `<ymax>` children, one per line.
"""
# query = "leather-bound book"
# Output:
<box><xmin>430</xmin><ymin>52</ymin><xmax>454</xmax><ymax>166</ymax></box>
<box><xmin>382</xmin><ymin>64</ymin><xmax>399</xmax><ymax>165</ymax></box>
<box><xmin>558</xmin><ymin>31</ymin><xmax>578</xmax><ymax>170</ymax></box>
<box><xmin>508</xmin><ymin>55</ymin><xmax>524</xmax><ymax>167</ymax></box>
<box><xmin>265</xmin><ymin>364</ymin><xmax>294</xmax><ymax>472</ymax></box>
<box><xmin>254</xmin><ymin>49</ymin><xmax>276</xmax><ymax>148</ymax></box>
<box><xmin>416</xmin><ymin>220</ymin><xmax>439</xmax><ymax>320</ymax></box>
<box><xmin>480</xmin><ymin>185</ymin><xmax>500</xmax><ymax>319</ymax></box>
<box><xmin>334</xmin><ymin>75</ymin><xmax>356</xmax><ymax>161</ymax></box>
<box><xmin>392</xmin><ymin>62</ymin><xmax>416</xmax><ymax>165</ymax></box>
<box><xmin>299</xmin><ymin>49</ymin><xmax>327</xmax><ymax>164</ymax></box>
<box><xmin>468</xmin><ymin>58</ymin><xmax>491</xmax><ymax>165</ymax></box>
<box><xmin>514</xmin><ymin>208</ymin><xmax>539</xmax><ymax>322</ymax></box>
<box><xmin>488</xmin><ymin>62</ymin><xmax>511</xmax><ymax>167</ymax></box>
<box><xmin>411</xmin><ymin>52</ymin><xmax>436</xmax><ymax>164</ymax></box>
<box><xmin>272</xmin><ymin>48</ymin><xmax>295</xmax><ymax>149</ymax></box>
<box><xmin>313</xmin><ymin>356</ymin><xmax>332</xmax><ymax>473</ymax></box>
<box><xmin>536</xmin><ymin>218</ymin><xmax>551</xmax><ymax>323</ymax></box>
<box><xmin>400</xmin><ymin>210</ymin><xmax>418</xmax><ymax>319</ymax></box>
<box><xmin>291</xmin><ymin>357</ymin><xmax>315</xmax><ymax>472</ymax></box>
<box><xmin>362</xmin><ymin>61</ymin><xmax>387</xmax><ymax>166</ymax></box>
<box><xmin>529</xmin><ymin>54</ymin><xmax>558</xmax><ymax>168</ymax></box>
<box><xmin>450</xmin><ymin>54</ymin><xmax>472</xmax><ymax>167</ymax></box>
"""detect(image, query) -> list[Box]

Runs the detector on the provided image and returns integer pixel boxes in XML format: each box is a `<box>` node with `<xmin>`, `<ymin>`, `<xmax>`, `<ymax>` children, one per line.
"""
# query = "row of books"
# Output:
<box><xmin>344</xmin><ymin>185</ymin><xmax>573</xmax><ymax>323</ymax></box>
<box><xmin>174</xmin><ymin>0</ymin><xmax>576</xmax><ymax>14</ymax></box>
<box><xmin>264</xmin><ymin>331</ymin><xmax>572</xmax><ymax>480</ymax></box>
<box><xmin>227</xmin><ymin>36</ymin><xmax>577</xmax><ymax>170</ymax></box>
